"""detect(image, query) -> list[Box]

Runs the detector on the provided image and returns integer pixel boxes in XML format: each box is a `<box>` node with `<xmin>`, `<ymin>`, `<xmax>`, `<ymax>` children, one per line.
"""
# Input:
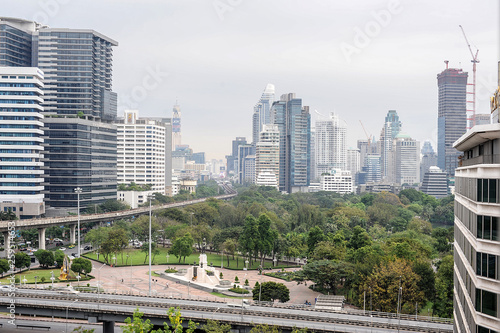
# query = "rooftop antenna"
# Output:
<box><xmin>444</xmin><ymin>60</ymin><xmax>449</xmax><ymax>69</ymax></box>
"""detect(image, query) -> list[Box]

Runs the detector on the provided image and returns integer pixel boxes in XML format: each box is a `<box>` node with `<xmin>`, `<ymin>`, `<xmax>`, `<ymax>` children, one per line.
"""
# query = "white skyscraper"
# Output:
<box><xmin>255</xmin><ymin>124</ymin><xmax>280</xmax><ymax>187</ymax></box>
<box><xmin>172</xmin><ymin>104</ymin><xmax>181</xmax><ymax>150</ymax></box>
<box><xmin>0</xmin><ymin>67</ymin><xmax>45</xmax><ymax>218</ymax></box>
<box><xmin>252</xmin><ymin>84</ymin><xmax>275</xmax><ymax>144</ymax></box>
<box><xmin>391</xmin><ymin>133</ymin><xmax>420</xmax><ymax>185</ymax></box>
<box><xmin>315</xmin><ymin>113</ymin><xmax>347</xmax><ymax>178</ymax></box>
<box><xmin>117</xmin><ymin>110</ymin><xmax>168</xmax><ymax>193</ymax></box>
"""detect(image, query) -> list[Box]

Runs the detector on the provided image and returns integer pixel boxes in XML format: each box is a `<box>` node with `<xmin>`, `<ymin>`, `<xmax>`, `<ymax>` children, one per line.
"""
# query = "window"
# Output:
<box><xmin>476</xmin><ymin>288</ymin><xmax>498</xmax><ymax>317</ymax></box>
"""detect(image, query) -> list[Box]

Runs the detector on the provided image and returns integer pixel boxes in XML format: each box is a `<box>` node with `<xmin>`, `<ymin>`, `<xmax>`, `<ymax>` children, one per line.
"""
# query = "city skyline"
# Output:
<box><xmin>2</xmin><ymin>0</ymin><xmax>498</xmax><ymax>160</ymax></box>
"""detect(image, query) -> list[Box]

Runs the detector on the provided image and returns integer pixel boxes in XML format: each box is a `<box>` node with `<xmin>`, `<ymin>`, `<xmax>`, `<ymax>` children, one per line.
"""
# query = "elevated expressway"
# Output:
<box><xmin>0</xmin><ymin>289</ymin><xmax>453</xmax><ymax>333</ymax></box>
<box><xmin>0</xmin><ymin>194</ymin><xmax>236</xmax><ymax>251</ymax></box>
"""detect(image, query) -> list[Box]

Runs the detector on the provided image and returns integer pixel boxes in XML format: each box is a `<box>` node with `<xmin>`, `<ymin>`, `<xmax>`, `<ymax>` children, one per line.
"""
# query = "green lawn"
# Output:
<box><xmin>0</xmin><ymin>268</ymin><xmax>91</xmax><ymax>285</ymax></box>
<box><xmin>84</xmin><ymin>248</ymin><xmax>297</xmax><ymax>270</ymax></box>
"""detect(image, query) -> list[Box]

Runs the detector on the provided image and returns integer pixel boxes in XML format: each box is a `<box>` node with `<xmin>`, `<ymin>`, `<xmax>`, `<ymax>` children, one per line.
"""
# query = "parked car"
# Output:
<box><xmin>84</xmin><ymin>245</ymin><xmax>92</xmax><ymax>250</ymax></box>
<box><xmin>55</xmin><ymin>242</ymin><xmax>63</xmax><ymax>246</ymax></box>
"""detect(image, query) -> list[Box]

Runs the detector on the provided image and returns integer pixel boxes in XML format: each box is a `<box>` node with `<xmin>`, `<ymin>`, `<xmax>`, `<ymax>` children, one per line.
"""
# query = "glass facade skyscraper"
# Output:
<box><xmin>0</xmin><ymin>17</ymin><xmax>119</xmax><ymax>215</ymax></box>
<box><xmin>437</xmin><ymin>68</ymin><xmax>468</xmax><ymax>177</ymax></box>
<box><xmin>271</xmin><ymin>93</ymin><xmax>310</xmax><ymax>193</ymax></box>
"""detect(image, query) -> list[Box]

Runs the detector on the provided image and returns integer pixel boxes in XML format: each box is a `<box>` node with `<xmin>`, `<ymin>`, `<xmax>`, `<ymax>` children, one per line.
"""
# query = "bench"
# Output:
<box><xmin>16</xmin><ymin>324</ymin><xmax>51</xmax><ymax>330</ymax></box>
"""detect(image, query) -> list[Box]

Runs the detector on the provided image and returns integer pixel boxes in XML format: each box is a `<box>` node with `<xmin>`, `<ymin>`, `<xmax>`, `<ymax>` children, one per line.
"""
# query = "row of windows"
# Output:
<box><xmin>0</xmin><ymin>108</ymin><xmax>42</xmax><ymax>112</ymax></box>
<box><xmin>0</xmin><ymin>99</ymin><xmax>36</xmax><ymax>104</ymax></box>
<box><xmin>455</xmin><ymin>201</ymin><xmax>500</xmax><ymax>242</ymax></box>
<box><xmin>0</xmin><ymin>166</ymin><xmax>38</xmax><ymax>170</ymax></box>
<box><xmin>478</xmin><ymin>325</ymin><xmax>498</xmax><ymax>333</ymax></box>
<box><xmin>0</xmin><ymin>182</ymin><xmax>39</xmax><ymax>186</ymax></box>
<box><xmin>0</xmin><ymin>116</ymin><xmax>39</xmax><ymax>121</ymax></box>
<box><xmin>0</xmin><ymin>83</ymin><xmax>36</xmax><ymax>88</ymax></box>
<box><xmin>0</xmin><ymin>174</ymin><xmax>37</xmax><ymax>178</ymax></box>
<box><xmin>2</xmin><ymin>207</ymin><xmax>22</xmax><ymax>212</ymax></box>
<box><xmin>0</xmin><ymin>91</ymin><xmax>36</xmax><ymax>96</ymax></box>
<box><xmin>0</xmin><ymin>141</ymin><xmax>40</xmax><ymax>146</ymax></box>
<box><xmin>475</xmin><ymin>288</ymin><xmax>497</xmax><ymax>317</ymax></box>
<box><xmin>476</xmin><ymin>252</ymin><xmax>498</xmax><ymax>279</ymax></box>
<box><xmin>456</xmin><ymin>177</ymin><xmax>500</xmax><ymax>203</ymax></box>
<box><xmin>0</xmin><ymin>133</ymin><xmax>40</xmax><ymax>137</ymax></box>
<box><xmin>0</xmin><ymin>124</ymin><xmax>38</xmax><ymax>129</ymax></box>
<box><xmin>0</xmin><ymin>75</ymin><xmax>34</xmax><ymax>80</ymax></box>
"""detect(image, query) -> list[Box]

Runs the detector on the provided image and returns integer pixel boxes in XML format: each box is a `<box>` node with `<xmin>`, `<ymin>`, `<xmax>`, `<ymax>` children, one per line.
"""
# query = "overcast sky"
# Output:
<box><xmin>4</xmin><ymin>0</ymin><xmax>499</xmax><ymax>160</ymax></box>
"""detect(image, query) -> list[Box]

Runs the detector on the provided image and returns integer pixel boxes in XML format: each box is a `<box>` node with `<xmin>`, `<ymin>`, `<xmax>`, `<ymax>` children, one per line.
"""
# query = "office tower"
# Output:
<box><xmin>453</xmin><ymin>123</ymin><xmax>500</xmax><ymax>333</ymax></box>
<box><xmin>315</xmin><ymin>112</ymin><xmax>347</xmax><ymax>178</ymax></box>
<box><xmin>237</xmin><ymin>144</ymin><xmax>255</xmax><ymax>184</ymax></box>
<box><xmin>117</xmin><ymin>110</ymin><xmax>168</xmax><ymax>194</ymax></box>
<box><xmin>0</xmin><ymin>67</ymin><xmax>45</xmax><ymax>218</ymax></box>
<box><xmin>0</xmin><ymin>18</ymin><xmax>35</xmax><ymax>67</ymax></box>
<box><xmin>191</xmin><ymin>152</ymin><xmax>205</xmax><ymax>165</ymax></box>
<box><xmin>255</xmin><ymin>124</ymin><xmax>279</xmax><ymax>186</ymax></box>
<box><xmin>252</xmin><ymin>84</ymin><xmax>275</xmax><ymax>144</ymax></box>
<box><xmin>363</xmin><ymin>154</ymin><xmax>382</xmax><ymax>183</ymax></box>
<box><xmin>320</xmin><ymin>169</ymin><xmax>353</xmax><ymax>194</ymax></box>
<box><xmin>392</xmin><ymin>133</ymin><xmax>420</xmax><ymax>185</ymax></box>
<box><xmin>380</xmin><ymin>110</ymin><xmax>401</xmax><ymax>179</ymax></box>
<box><xmin>172</xmin><ymin>104</ymin><xmax>181</xmax><ymax>150</ymax></box>
<box><xmin>420</xmin><ymin>166</ymin><xmax>447</xmax><ymax>198</ymax></box>
<box><xmin>346</xmin><ymin>148</ymin><xmax>361</xmax><ymax>181</ymax></box>
<box><xmin>149</xmin><ymin>116</ymin><xmax>172</xmax><ymax>196</ymax></box>
<box><xmin>309</xmin><ymin>127</ymin><xmax>316</xmax><ymax>182</ymax></box>
<box><xmin>437</xmin><ymin>67</ymin><xmax>468</xmax><ymax>176</ymax></box>
<box><xmin>358</xmin><ymin>138</ymin><xmax>378</xmax><ymax>168</ymax></box>
<box><xmin>242</xmin><ymin>155</ymin><xmax>255</xmax><ymax>184</ymax></box>
<box><xmin>226</xmin><ymin>137</ymin><xmax>246</xmax><ymax>177</ymax></box>
<box><xmin>0</xmin><ymin>17</ymin><xmax>119</xmax><ymax>215</ymax></box>
<box><xmin>420</xmin><ymin>141</ymin><xmax>438</xmax><ymax>183</ymax></box>
<box><xmin>271</xmin><ymin>93</ymin><xmax>311</xmax><ymax>193</ymax></box>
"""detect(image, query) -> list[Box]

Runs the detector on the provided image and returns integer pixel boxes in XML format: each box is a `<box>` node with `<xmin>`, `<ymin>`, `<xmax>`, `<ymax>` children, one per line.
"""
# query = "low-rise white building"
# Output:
<box><xmin>320</xmin><ymin>169</ymin><xmax>353</xmax><ymax>194</ymax></box>
<box><xmin>117</xmin><ymin>190</ymin><xmax>156</xmax><ymax>209</ymax></box>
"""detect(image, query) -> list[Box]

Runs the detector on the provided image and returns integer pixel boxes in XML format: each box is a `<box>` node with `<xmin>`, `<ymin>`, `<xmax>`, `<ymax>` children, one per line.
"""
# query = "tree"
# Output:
<box><xmin>306</xmin><ymin>226</ymin><xmax>325</xmax><ymax>255</ymax></box>
<box><xmin>433</xmin><ymin>255</ymin><xmax>454</xmax><ymax>317</ymax></box>
<box><xmin>239</xmin><ymin>215</ymin><xmax>259</xmax><ymax>263</ymax></box>
<box><xmin>297</xmin><ymin>260</ymin><xmax>353</xmax><ymax>295</ymax></box>
<box><xmin>100</xmin><ymin>228</ymin><xmax>129</xmax><ymax>264</ymax></box>
<box><xmin>14</xmin><ymin>252</ymin><xmax>31</xmax><ymax>270</ymax></box>
<box><xmin>34</xmin><ymin>249</ymin><xmax>55</xmax><ymax>268</ymax></box>
<box><xmin>99</xmin><ymin>199</ymin><xmax>130</xmax><ymax>213</ymax></box>
<box><xmin>85</xmin><ymin>227</ymin><xmax>110</xmax><ymax>251</ymax></box>
<box><xmin>249</xmin><ymin>324</ymin><xmax>281</xmax><ymax>333</ymax></box>
<box><xmin>348</xmin><ymin>226</ymin><xmax>372</xmax><ymax>250</ymax></box>
<box><xmin>0</xmin><ymin>210</ymin><xmax>17</xmax><ymax>221</ymax></box>
<box><xmin>141</xmin><ymin>242</ymin><xmax>160</xmax><ymax>264</ymax></box>
<box><xmin>54</xmin><ymin>250</ymin><xmax>65</xmax><ymax>267</ymax></box>
<box><xmin>170</xmin><ymin>233</ymin><xmax>194</xmax><ymax>263</ymax></box>
<box><xmin>256</xmin><ymin>214</ymin><xmax>278</xmax><ymax>266</ymax></box>
<box><xmin>252</xmin><ymin>281</ymin><xmax>290</xmax><ymax>303</ymax></box>
<box><xmin>0</xmin><ymin>259</ymin><xmax>10</xmax><ymax>276</ymax></box>
<box><xmin>72</xmin><ymin>327</ymin><xmax>95</xmax><ymax>333</ymax></box>
<box><xmin>122</xmin><ymin>308</ymin><xmax>154</xmax><ymax>333</ymax></box>
<box><xmin>71</xmin><ymin>257</ymin><xmax>92</xmax><ymax>277</ymax></box>
<box><xmin>156</xmin><ymin>307</ymin><xmax>197</xmax><ymax>333</ymax></box>
<box><xmin>361</xmin><ymin>259</ymin><xmax>424</xmax><ymax>313</ymax></box>
<box><xmin>202</xmin><ymin>320</ymin><xmax>231</xmax><ymax>333</ymax></box>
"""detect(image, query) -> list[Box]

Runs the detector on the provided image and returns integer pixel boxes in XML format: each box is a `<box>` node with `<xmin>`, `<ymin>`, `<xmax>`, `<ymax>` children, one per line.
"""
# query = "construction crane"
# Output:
<box><xmin>359</xmin><ymin>120</ymin><xmax>372</xmax><ymax>146</ymax></box>
<box><xmin>459</xmin><ymin>25</ymin><xmax>479</xmax><ymax>128</ymax></box>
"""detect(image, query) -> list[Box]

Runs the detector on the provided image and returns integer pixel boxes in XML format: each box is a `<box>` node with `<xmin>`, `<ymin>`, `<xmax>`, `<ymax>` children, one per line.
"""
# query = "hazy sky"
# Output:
<box><xmin>4</xmin><ymin>0</ymin><xmax>499</xmax><ymax>160</ymax></box>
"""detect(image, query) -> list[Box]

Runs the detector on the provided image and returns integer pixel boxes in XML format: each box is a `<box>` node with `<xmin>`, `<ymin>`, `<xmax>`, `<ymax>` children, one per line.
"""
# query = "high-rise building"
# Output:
<box><xmin>252</xmin><ymin>84</ymin><xmax>275</xmax><ymax>145</ymax></box>
<box><xmin>380</xmin><ymin>110</ymin><xmax>401</xmax><ymax>179</ymax></box>
<box><xmin>391</xmin><ymin>133</ymin><xmax>420</xmax><ymax>185</ymax></box>
<box><xmin>226</xmin><ymin>137</ymin><xmax>246</xmax><ymax>177</ymax></box>
<box><xmin>0</xmin><ymin>18</ymin><xmax>35</xmax><ymax>67</ymax></box>
<box><xmin>453</xmin><ymin>123</ymin><xmax>500</xmax><ymax>333</ymax></box>
<box><xmin>437</xmin><ymin>67</ymin><xmax>468</xmax><ymax>177</ymax></box>
<box><xmin>0</xmin><ymin>67</ymin><xmax>45</xmax><ymax>218</ymax></box>
<box><xmin>237</xmin><ymin>144</ymin><xmax>255</xmax><ymax>184</ymax></box>
<box><xmin>117</xmin><ymin>110</ymin><xmax>169</xmax><ymax>194</ymax></box>
<box><xmin>271</xmin><ymin>93</ymin><xmax>311</xmax><ymax>193</ymax></box>
<box><xmin>0</xmin><ymin>17</ymin><xmax>119</xmax><ymax>215</ymax></box>
<box><xmin>363</xmin><ymin>154</ymin><xmax>382</xmax><ymax>183</ymax></box>
<box><xmin>346</xmin><ymin>148</ymin><xmax>361</xmax><ymax>181</ymax></box>
<box><xmin>172</xmin><ymin>104</ymin><xmax>181</xmax><ymax>150</ymax></box>
<box><xmin>420</xmin><ymin>141</ymin><xmax>438</xmax><ymax>183</ymax></box>
<box><xmin>255</xmin><ymin>124</ymin><xmax>279</xmax><ymax>187</ymax></box>
<box><xmin>358</xmin><ymin>138</ymin><xmax>378</xmax><ymax>169</ymax></box>
<box><xmin>315</xmin><ymin>113</ymin><xmax>347</xmax><ymax>178</ymax></box>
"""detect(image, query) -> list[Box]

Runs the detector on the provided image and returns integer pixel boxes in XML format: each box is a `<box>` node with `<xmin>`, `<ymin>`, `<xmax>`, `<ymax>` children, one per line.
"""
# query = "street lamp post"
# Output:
<box><xmin>65</xmin><ymin>299</ymin><xmax>78</xmax><ymax>333</ymax></box>
<box><xmin>50</xmin><ymin>271</ymin><xmax>55</xmax><ymax>289</ymax></box>
<box><xmin>94</xmin><ymin>263</ymin><xmax>106</xmax><ymax>310</ymax></box>
<box><xmin>74</xmin><ymin>187</ymin><xmax>82</xmax><ymax>258</ymax></box>
<box><xmin>166</xmin><ymin>254</ymin><xmax>169</xmax><ymax>264</ymax></box>
<box><xmin>148</xmin><ymin>194</ymin><xmax>153</xmax><ymax>296</ymax></box>
<box><xmin>34</xmin><ymin>276</ymin><xmax>38</xmax><ymax>289</ymax></box>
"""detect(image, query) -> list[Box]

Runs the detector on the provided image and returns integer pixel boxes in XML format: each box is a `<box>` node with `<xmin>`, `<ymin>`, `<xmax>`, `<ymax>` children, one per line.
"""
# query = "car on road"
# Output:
<box><xmin>84</xmin><ymin>245</ymin><xmax>92</xmax><ymax>250</ymax></box>
<box><xmin>68</xmin><ymin>244</ymin><xmax>75</xmax><ymax>249</ymax></box>
<box><xmin>55</xmin><ymin>241</ymin><xmax>63</xmax><ymax>246</ymax></box>
<box><xmin>59</xmin><ymin>247</ymin><xmax>66</xmax><ymax>251</ymax></box>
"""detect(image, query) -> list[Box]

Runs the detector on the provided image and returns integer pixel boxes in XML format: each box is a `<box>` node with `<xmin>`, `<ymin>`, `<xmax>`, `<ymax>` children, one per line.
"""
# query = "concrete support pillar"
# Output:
<box><xmin>3</xmin><ymin>232</ymin><xmax>10</xmax><ymax>252</ymax></box>
<box><xmin>38</xmin><ymin>228</ymin><xmax>46</xmax><ymax>250</ymax></box>
<box><xmin>69</xmin><ymin>224</ymin><xmax>76</xmax><ymax>244</ymax></box>
<box><xmin>103</xmin><ymin>321</ymin><xmax>115</xmax><ymax>333</ymax></box>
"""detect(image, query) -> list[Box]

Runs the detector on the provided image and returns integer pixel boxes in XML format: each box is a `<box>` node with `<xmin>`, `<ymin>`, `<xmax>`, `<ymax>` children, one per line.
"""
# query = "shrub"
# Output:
<box><xmin>234</xmin><ymin>276</ymin><xmax>239</xmax><ymax>283</ymax></box>
<box><xmin>229</xmin><ymin>286</ymin><xmax>250</xmax><ymax>294</ymax></box>
<box><xmin>206</xmin><ymin>270</ymin><xmax>214</xmax><ymax>276</ymax></box>
<box><xmin>219</xmin><ymin>272</ymin><xmax>223</xmax><ymax>279</ymax></box>
<box><xmin>164</xmin><ymin>268</ymin><xmax>177</xmax><ymax>273</ymax></box>
<box><xmin>15</xmin><ymin>277</ymin><xmax>20</xmax><ymax>284</ymax></box>
<box><xmin>40</xmin><ymin>277</ymin><xmax>46</xmax><ymax>283</ymax></box>
<box><xmin>244</xmin><ymin>279</ymin><xmax>249</xmax><ymax>286</ymax></box>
